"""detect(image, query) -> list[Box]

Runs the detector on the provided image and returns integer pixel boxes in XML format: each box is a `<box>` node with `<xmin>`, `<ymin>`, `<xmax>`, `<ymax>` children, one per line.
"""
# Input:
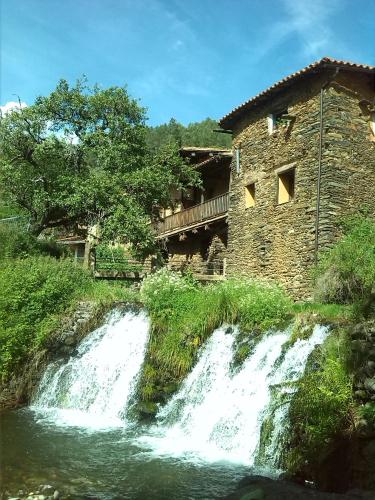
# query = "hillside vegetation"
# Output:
<box><xmin>146</xmin><ymin>117</ymin><xmax>231</xmax><ymax>151</ymax></box>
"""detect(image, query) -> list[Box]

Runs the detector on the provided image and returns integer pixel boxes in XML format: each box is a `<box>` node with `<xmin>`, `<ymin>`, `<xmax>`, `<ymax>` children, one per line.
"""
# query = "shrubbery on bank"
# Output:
<box><xmin>138</xmin><ymin>269</ymin><xmax>292</xmax><ymax>409</ymax></box>
<box><xmin>0</xmin><ymin>255</ymin><xmax>137</xmax><ymax>381</ymax></box>
<box><xmin>314</xmin><ymin>215</ymin><xmax>375</xmax><ymax>316</ymax></box>
<box><xmin>0</xmin><ymin>224</ymin><xmax>65</xmax><ymax>260</ymax></box>
<box><xmin>285</xmin><ymin>330</ymin><xmax>354</xmax><ymax>480</ymax></box>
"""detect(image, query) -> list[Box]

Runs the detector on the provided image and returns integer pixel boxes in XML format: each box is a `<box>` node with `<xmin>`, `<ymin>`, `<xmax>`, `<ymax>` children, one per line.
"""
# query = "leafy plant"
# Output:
<box><xmin>0</xmin><ymin>255</ymin><xmax>139</xmax><ymax>380</ymax></box>
<box><xmin>285</xmin><ymin>330</ymin><xmax>354</xmax><ymax>477</ymax></box>
<box><xmin>0</xmin><ymin>224</ymin><xmax>65</xmax><ymax>260</ymax></box>
<box><xmin>314</xmin><ymin>215</ymin><xmax>375</xmax><ymax>315</ymax></box>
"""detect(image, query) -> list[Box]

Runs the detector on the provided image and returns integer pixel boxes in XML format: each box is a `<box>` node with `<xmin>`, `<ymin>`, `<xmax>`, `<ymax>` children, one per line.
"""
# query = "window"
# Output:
<box><xmin>245</xmin><ymin>183</ymin><xmax>255</xmax><ymax>208</ymax></box>
<box><xmin>277</xmin><ymin>169</ymin><xmax>295</xmax><ymax>204</ymax></box>
<box><xmin>268</xmin><ymin>109</ymin><xmax>288</xmax><ymax>135</ymax></box>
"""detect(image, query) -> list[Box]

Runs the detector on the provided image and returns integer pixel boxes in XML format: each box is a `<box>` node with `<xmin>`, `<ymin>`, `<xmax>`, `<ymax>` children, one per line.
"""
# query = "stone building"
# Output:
<box><xmin>156</xmin><ymin>147</ymin><xmax>232</xmax><ymax>278</ymax></box>
<box><xmin>218</xmin><ymin>57</ymin><xmax>375</xmax><ymax>299</ymax></box>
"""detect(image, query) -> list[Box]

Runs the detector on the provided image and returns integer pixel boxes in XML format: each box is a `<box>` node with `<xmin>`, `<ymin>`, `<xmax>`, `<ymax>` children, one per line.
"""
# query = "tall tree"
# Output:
<box><xmin>0</xmin><ymin>79</ymin><xmax>200</xmax><ymax>257</ymax></box>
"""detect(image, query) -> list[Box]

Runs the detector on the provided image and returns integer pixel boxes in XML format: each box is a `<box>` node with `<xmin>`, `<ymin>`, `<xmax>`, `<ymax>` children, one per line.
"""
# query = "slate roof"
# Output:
<box><xmin>219</xmin><ymin>57</ymin><xmax>375</xmax><ymax>129</ymax></box>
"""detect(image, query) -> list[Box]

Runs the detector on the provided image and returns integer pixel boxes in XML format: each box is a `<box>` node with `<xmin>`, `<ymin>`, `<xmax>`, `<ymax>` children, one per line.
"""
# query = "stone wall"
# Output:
<box><xmin>226</xmin><ymin>70</ymin><xmax>375</xmax><ymax>299</ymax></box>
<box><xmin>166</xmin><ymin>222</ymin><xmax>227</xmax><ymax>275</ymax></box>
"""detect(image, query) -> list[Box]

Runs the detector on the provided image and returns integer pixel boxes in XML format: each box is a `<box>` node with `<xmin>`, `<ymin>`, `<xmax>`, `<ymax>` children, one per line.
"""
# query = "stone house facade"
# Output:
<box><xmin>218</xmin><ymin>57</ymin><xmax>375</xmax><ymax>299</ymax></box>
<box><xmin>156</xmin><ymin>147</ymin><xmax>231</xmax><ymax>278</ymax></box>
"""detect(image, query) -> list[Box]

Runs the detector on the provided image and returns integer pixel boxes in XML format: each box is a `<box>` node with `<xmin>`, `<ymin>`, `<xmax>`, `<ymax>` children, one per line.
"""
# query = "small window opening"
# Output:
<box><xmin>278</xmin><ymin>169</ymin><xmax>295</xmax><ymax>204</ymax></box>
<box><xmin>268</xmin><ymin>109</ymin><xmax>289</xmax><ymax>134</ymax></box>
<box><xmin>245</xmin><ymin>183</ymin><xmax>255</xmax><ymax>208</ymax></box>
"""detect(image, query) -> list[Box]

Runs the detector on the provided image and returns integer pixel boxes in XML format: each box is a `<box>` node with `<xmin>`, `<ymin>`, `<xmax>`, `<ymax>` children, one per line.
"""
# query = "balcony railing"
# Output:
<box><xmin>157</xmin><ymin>192</ymin><xmax>229</xmax><ymax>236</ymax></box>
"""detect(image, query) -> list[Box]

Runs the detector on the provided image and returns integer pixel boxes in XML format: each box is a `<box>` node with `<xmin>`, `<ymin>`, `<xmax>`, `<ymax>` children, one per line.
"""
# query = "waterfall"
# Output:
<box><xmin>138</xmin><ymin>324</ymin><xmax>329</xmax><ymax>468</ymax></box>
<box><xmin>32</xmin><ymin>306</ymin><xmax>329</xmax><ymax>469</ymax></box>
<box><xmin>31</xmin><ymin>309</ymin><xmax>149</xmax><ymax>429</ymax></box>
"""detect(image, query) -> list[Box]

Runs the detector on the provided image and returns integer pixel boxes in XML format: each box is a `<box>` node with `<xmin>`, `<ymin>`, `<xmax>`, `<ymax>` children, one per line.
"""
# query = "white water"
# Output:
<box><xmin>31</xmin><ymin>309</ymin><xmax>149</xmax><ymax>429</ymax></box>
<box><xmin>32</xmin><ymin>308</ymin><xmax>329</xmax><ymax>469</ymax></box>
<box><xmin>139</xmin><ymin>324</ymin><xmax>329</xmax><ymax>467</ymax></box>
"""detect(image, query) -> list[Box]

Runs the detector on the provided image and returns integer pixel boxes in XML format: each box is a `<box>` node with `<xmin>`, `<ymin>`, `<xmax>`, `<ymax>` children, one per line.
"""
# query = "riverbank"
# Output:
<box><xmin>0</xmin><ymin>255</ymin><xmax>139</xmax><ymax>411</ymax></box>
<box><xmin>1</xmin><ymin>259</ymin><xmax>375</xmax><ymax>497</ymax></box>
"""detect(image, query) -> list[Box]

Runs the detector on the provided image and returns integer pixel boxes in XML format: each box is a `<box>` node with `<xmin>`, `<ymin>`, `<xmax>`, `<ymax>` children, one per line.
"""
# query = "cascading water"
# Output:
<box><xmin>138</xmin><ymin>324</ymin><xmax>329</xmax><ymax>469</ymax></box>
<box><xmin>31</xmin><ymin>309</ymin><xmax>149</xmax><ymax>429</ymax></box>
<box><xmin>31</xmin><ymin>307</ymin><xmax>329</xmax><ymax>471</ymax></box>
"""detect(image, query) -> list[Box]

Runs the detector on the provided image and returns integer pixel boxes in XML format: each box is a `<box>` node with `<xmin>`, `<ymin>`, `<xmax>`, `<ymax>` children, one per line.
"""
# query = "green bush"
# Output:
<box><xmin>0</xmin><ymin>257</ymin><xmax>92</xmax><ymax>379</ymax></box>
<box><xmin>95</xmin><ymin>243</ymin><xmax>144</xmax><ymax>272</ymax></box>
<box><xmin>314</xmin><ymin>215</ymin><xmax>375</xmax><ymax>313</ymax></box>
<box><xmin>0</xmin><ymin>224</ymin><xmax>65</xmax><ymax>260</ymax></box>
<box><xmin>138</xmin><ymin>271</ymin><xmax>292</xmax><ymax>407</ymax></box>
<box><xmin>286</xmin><ymin>330</ymin><xmax>354</xmax><ymax>476</ymax></box>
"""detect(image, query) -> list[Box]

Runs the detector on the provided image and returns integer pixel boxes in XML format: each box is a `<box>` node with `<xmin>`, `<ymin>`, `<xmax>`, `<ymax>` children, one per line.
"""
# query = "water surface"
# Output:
<box><xmin>1</xmin><ymin>409</ymin><xmax>249</xmax><ymax>499</ymax></box>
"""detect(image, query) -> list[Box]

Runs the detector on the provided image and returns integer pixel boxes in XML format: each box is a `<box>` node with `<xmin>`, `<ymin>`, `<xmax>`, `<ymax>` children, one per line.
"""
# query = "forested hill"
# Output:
<box><xmin>146</xmin><ymin>117</ymin><xmax>232</xmax><ymax>151</ymax></box>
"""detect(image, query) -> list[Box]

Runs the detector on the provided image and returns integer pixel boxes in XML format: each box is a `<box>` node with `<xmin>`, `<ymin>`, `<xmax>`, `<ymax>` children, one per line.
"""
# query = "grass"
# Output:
<box><xmin>0</xmin><ymin>255</ymin><xmax>139</xmax><ymax>381</ymax></box>
<box><xmin>292</xmin><ymin>302</ymin><xmax>353</xmax><ymax>323</ymax></box>
<box><xmin>137</xmin><ymin>270</ymin><xmax>292</xmax><ymax>408</ymax></box>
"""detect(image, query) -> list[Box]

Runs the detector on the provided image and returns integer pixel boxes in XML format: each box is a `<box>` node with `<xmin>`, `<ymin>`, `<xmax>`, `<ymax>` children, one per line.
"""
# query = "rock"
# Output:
<box><xmin>220</xmin><ymin>475</ymin><xmax>370</xmax><ymax>499</ymax></box>
<box><xmin>239</xmin><ymin>488</ymin><xmax>265</xmax><ymax>500</ymax></box>
<box><xmin>355</xmin><ymin>390</ymin><xmax>368</xmax><ymax>399</ymax></box>
<box><xmin>64</xmin><ymin>332</ymin><xmax>76</xmax><ymax>346</ymax></box>
<box><xmin>364</xmin><ymin>379</ymin><xmax>375</xmax><ymax>393</ymax></box>
<box><xmin>41</xmin><ymin>485</ymin><xmax>55</xmax><ymax>495</ymax></box>
<box><xmin>53</xmin><ymin>491</ymin><xmax>60</xmax><ymax>499</ymax></box>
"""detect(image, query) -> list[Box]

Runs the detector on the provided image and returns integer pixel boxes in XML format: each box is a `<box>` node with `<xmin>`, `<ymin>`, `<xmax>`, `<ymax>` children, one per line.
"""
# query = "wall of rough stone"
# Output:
<box><xmin>166</xmin><ymin>222</ymin><xmax>227</xmax><ymax>275</ymax></box>
<box><xmin>319</xmin><ymin>75</ymin><xmax>375</xmax><ymax>251</ymax></box>
<box><xmin>226</xmin><ymin>70</ymin><xmax>375</xmax><ymax>299</ymax></box>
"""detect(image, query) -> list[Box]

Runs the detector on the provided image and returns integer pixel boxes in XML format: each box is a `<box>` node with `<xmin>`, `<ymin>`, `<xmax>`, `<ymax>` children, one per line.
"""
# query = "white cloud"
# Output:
<box><xmin>0</xmin><ymin>100</ymin><xmax>27</xmax><ymax>115</ymax></box>
<box><xmin>244</xmin><ymin>0</ymin><xmax>344</xmax><ymax>64</ymax></box>
<box><xmin>282</xmin><ymin>0</ymin><xmax>341</xmax><ymax>58</ymax></box>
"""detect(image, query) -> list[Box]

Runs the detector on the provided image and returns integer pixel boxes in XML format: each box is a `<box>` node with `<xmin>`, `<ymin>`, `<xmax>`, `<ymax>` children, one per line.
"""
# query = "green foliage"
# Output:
<box><xmin>0</xmin><ymin>189</ymin><xmax>26</xmax><ymax>219</ymax></box>
<box><xmin>286</xmin><ymin>331</ymin><xmax>354</xmax><ymax>476</ymax></box>
<box><xmin>357</xmin><ymin>402</ymin><xmax>375</xmax><ymax>428</ymax></box>
<box><xmin>138</xmin><ymin>271</ymin><xmax>292</xmax><ymax>408</ymax></box>
<box><xmin>0</xmin><ymin>224</ymin><xmax>65</xmax><ymax>260</ymax></box>
<box><xmin>291</xmin><ymin>302</ymin><xmax>353</xmax><ymax>323</ymax></box>
<box><xmin>0</xmin><ymin>257</ymin><xmax>90</xmax><ymax>378</ymax></box>
<box><xmin>94</xmin><ymin>243</ymin><xmax>143</xmax><ymax>272</ymax></box>
<box><xmin>0</xmin><ymin>256</ymin><xmax>139</xmax><ymax>380</ymax></box>
<box><xmin>314</xmin><ymin>215</ymin><xmax>375</xmax><ymax>314</ymax></box>
<box><xmin>0</xmin><ymin>79</ymin><xmax>199</xmax><ymax>258</ymax></box>
<box><xmin>146</xmin><ymin>117</ymin><xmax>231</xmax><ymax>151</ymax></box>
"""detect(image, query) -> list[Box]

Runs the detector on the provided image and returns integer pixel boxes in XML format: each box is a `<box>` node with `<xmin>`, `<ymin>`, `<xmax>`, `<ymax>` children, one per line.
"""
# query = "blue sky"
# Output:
<box><xmin>1</xmin><ymin>0</ymin><xmax>374</xmax><ymax>125</ymax></box>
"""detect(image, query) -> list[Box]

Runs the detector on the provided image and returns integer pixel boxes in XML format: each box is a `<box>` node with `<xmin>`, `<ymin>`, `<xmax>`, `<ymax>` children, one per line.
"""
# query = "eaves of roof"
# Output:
<box><xmin>195</xmin><ymin>152</ymin><xmax>233</xmax><ymax>169</ymax></box>
<box><xmin>219</xmin><ymin>57</ymin><xmax>375</xmax><ymax>130</ymax></box>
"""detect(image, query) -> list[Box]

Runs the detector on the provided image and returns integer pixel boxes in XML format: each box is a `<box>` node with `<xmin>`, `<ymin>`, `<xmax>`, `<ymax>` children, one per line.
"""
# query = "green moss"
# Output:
<box><xmin>256</xmin><ymin>416</ymin><xmax>275</xmax><ymax>467</ymax></box>
<box><xmin>285</xmin><ymin>328</ymin><xmax>354</xmax><ymax>478</ymax></box>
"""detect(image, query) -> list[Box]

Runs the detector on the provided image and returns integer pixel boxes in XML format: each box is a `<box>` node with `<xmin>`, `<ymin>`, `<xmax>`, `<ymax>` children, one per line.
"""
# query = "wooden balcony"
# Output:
<box><xmin>156</xmin><ymin>192</ymin><xmax>229</xmax><ymax>238</ymax></box>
